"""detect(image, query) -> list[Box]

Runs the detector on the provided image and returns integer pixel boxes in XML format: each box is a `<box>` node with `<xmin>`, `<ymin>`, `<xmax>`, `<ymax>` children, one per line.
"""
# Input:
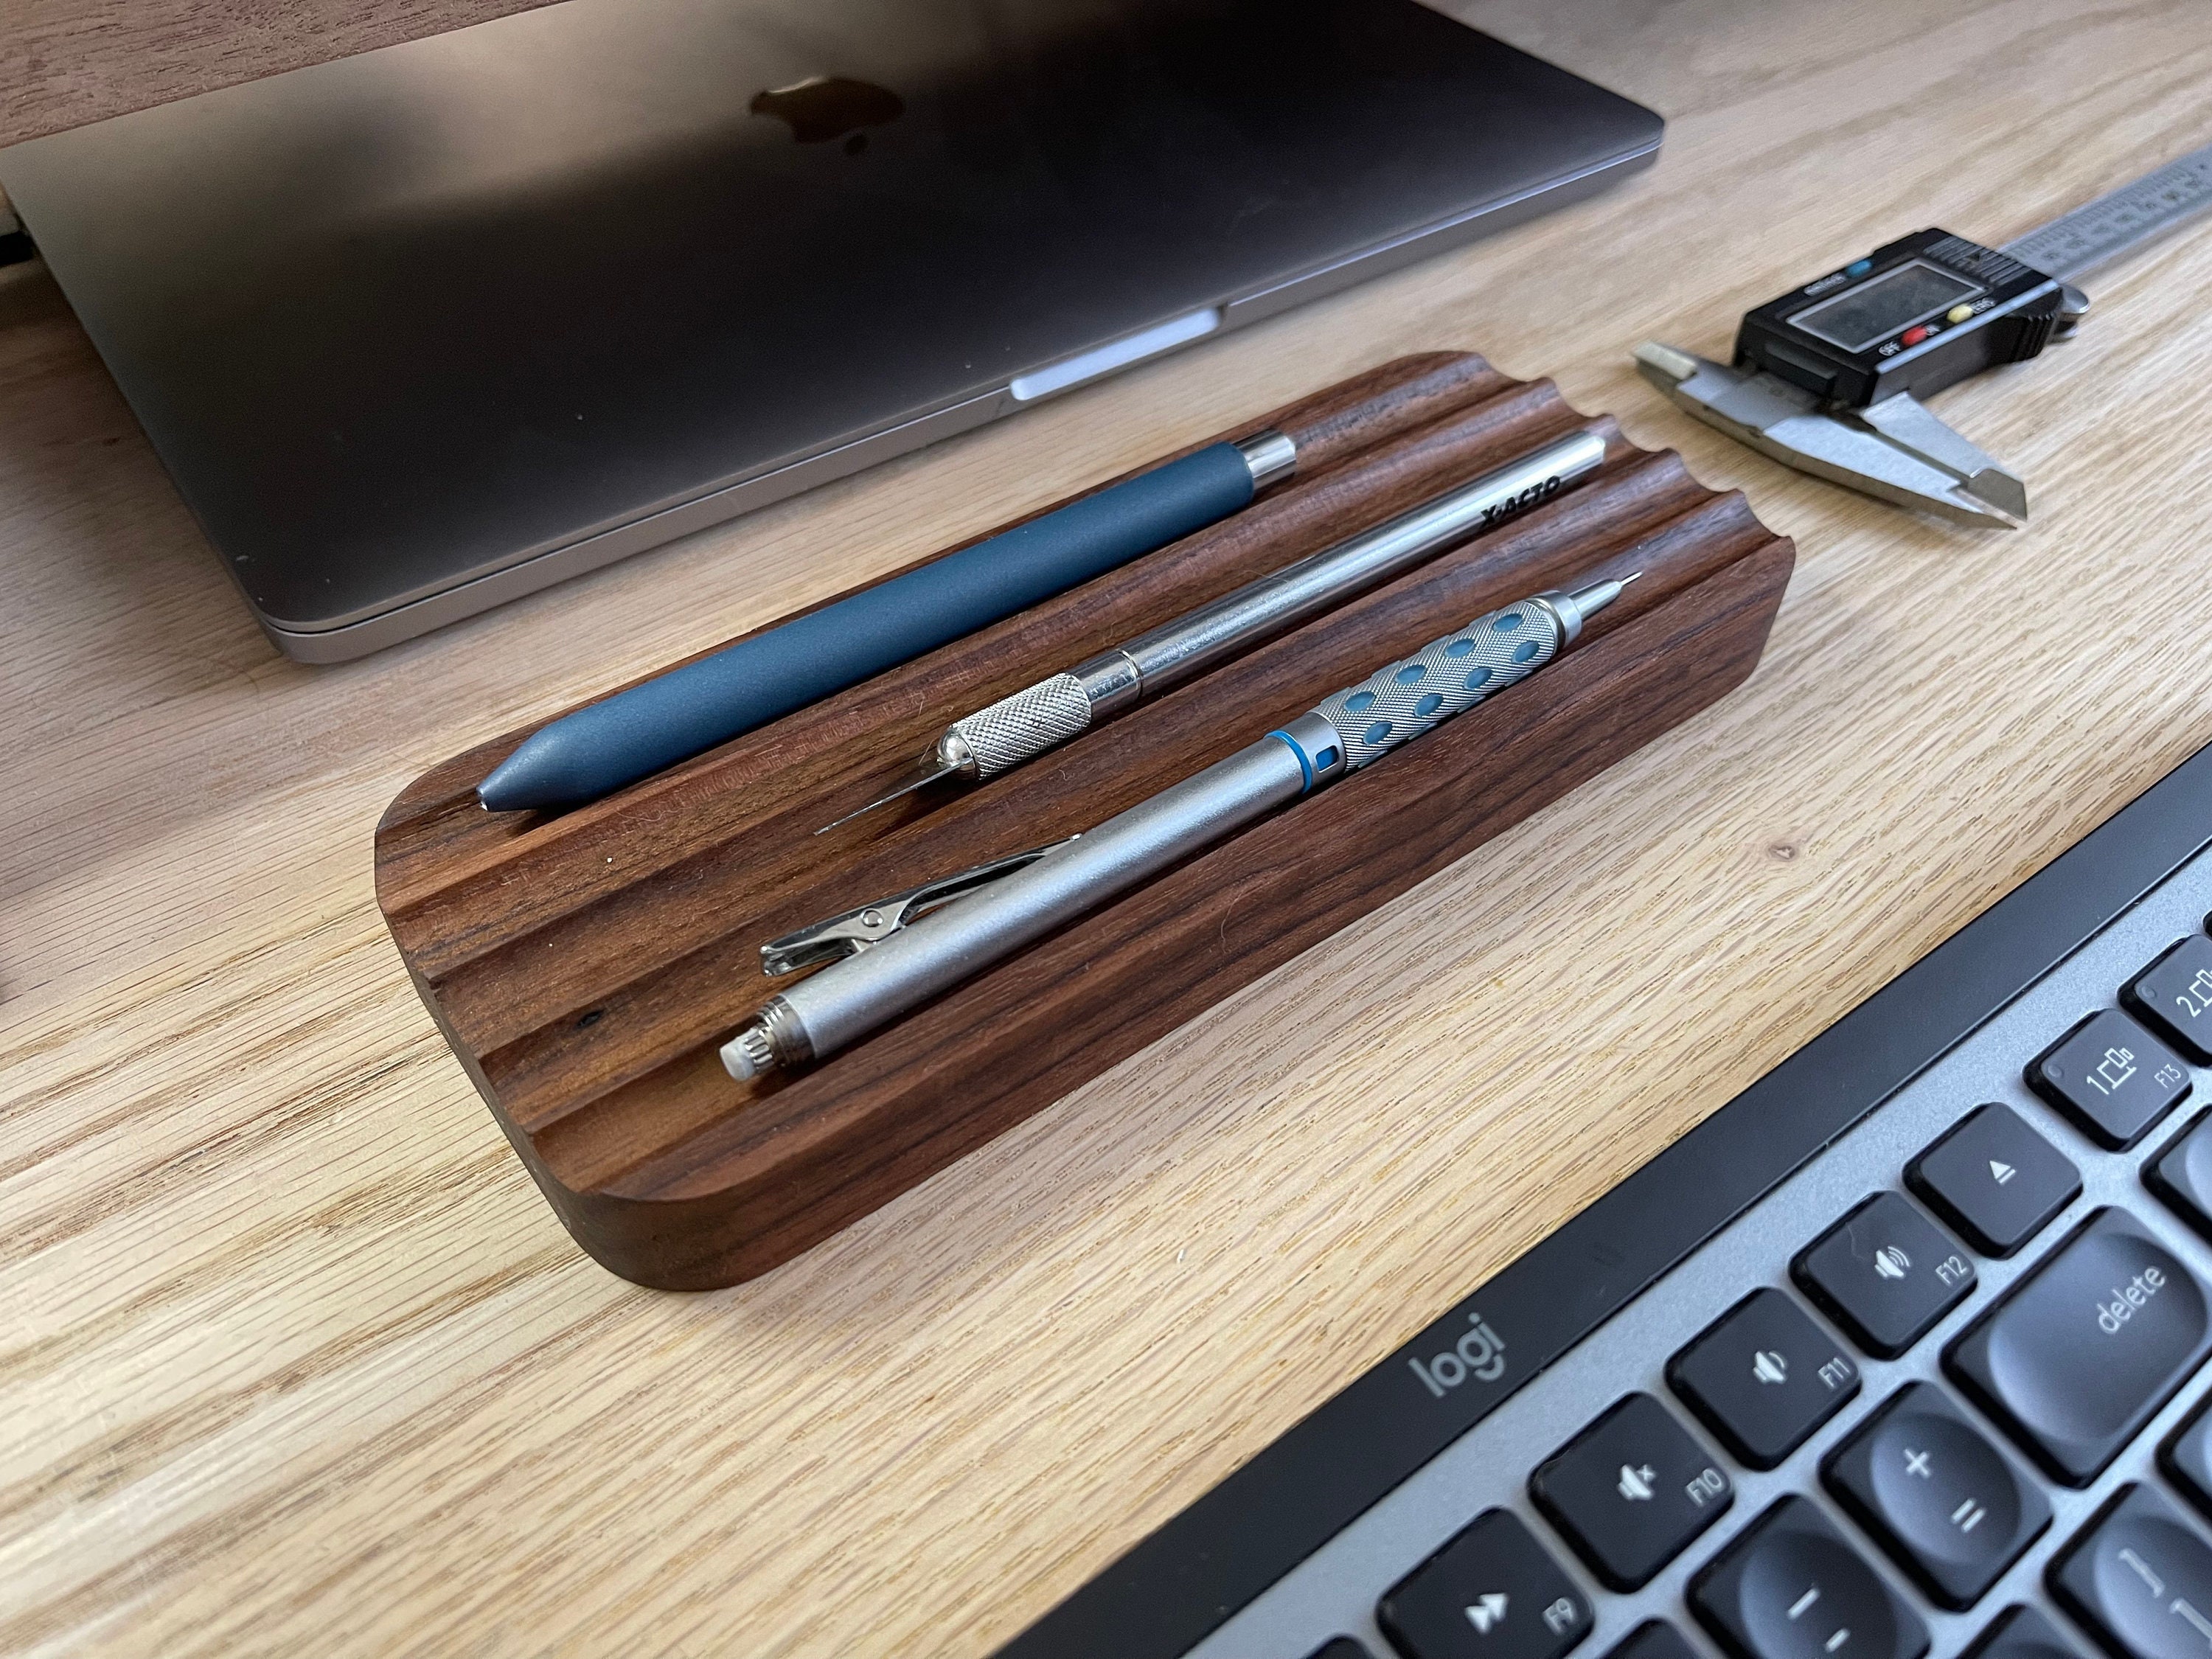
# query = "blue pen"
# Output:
<box><xmin>477</xmin><ymin>431</ymin><xmax>1299</xmax><ymax>811</ymax></box>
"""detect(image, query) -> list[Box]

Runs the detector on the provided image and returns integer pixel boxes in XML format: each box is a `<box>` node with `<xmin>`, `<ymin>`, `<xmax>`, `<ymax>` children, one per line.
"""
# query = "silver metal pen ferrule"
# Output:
<box><xmin>1234</xmin><ymin>428</ymin><xmax>1298</xmax><ymax>491</ymax></box>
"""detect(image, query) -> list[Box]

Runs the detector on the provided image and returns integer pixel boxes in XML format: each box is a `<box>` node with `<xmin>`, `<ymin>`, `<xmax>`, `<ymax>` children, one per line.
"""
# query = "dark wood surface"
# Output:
<box><xmin>375</xmin><ymin>352</ymin><xmax>1793</xmax><ymax>1287</ymax></box>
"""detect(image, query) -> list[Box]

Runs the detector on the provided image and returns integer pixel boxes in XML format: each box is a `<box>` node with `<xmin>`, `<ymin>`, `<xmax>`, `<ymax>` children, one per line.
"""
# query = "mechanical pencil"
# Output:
<box><xmin>726</xmin><ymin>569</ymin><xmax>1637</xmax><ymax>1080</ymax></box>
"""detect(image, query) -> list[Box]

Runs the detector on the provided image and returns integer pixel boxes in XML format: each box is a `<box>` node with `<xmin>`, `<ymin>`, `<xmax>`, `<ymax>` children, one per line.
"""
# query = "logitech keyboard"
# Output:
<box><xmin>1001</xmin><ymin>740</ymin><xmax>2212</xmax><ymax>1659</ymax></box>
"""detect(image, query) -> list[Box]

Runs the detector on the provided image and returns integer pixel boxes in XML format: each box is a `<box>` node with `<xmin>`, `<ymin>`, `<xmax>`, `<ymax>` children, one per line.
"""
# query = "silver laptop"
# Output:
<box><xmin>0</xmin><ymin>0</ymin><xmax>1660</xmax><ymax>661</ymax></box>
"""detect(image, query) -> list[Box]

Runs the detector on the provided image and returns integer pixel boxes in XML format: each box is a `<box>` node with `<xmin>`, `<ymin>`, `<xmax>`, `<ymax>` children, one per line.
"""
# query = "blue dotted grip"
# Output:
<box><xmin>1310</xmin><ymin>600</ymin><xmax>1562</xmax><ymax>771</ymax></box>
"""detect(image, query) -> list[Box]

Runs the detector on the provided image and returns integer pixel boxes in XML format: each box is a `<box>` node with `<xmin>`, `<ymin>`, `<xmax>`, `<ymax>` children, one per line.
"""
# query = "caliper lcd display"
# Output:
<box><xmin>1790</xmin><ymin>260</ymin><xmax>1980</xmax><ymax>352</ymax></box>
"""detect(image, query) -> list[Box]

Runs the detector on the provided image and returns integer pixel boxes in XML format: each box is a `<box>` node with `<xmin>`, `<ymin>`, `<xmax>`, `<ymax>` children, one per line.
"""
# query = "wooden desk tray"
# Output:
<box><xmin>375</xmin><ymin>352</ymin><xmax>1795</xmax><ymax>1290</ymax></box>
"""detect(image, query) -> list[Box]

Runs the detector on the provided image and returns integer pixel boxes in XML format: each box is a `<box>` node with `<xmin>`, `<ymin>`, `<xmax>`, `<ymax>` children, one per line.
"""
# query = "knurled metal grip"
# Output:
<box><xmin>945</xmin><ymin>674</ymin><xmax>1095</xmax><ymax>779</ymax></box>
<box><xmin>1310</xmin><ymin>599</ymin><xmax>1564</xmax><ymax>772</ymax></box>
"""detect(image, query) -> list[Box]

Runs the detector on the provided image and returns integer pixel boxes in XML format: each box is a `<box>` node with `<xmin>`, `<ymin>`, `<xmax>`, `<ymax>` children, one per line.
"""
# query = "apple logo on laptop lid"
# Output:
<box><xmin>749</xmin><ymin>76</ymin><xmax>905</xmax><ymax>153</ymax></box>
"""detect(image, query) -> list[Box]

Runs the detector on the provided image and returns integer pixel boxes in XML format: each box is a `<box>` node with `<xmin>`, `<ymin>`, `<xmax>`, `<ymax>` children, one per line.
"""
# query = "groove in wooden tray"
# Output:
<box><xmin>376</xmin><ymin>350</ymin><xmax>1795</xmax><ymax>1289</ymax></box>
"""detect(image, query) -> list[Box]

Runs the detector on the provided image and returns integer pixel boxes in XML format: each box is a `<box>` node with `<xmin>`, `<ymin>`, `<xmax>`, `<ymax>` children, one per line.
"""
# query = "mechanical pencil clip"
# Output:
<box><xmin>476</xmin><ymin>428</ymin><xmax>1298</xmax><ymax>813</ymax></box>
<box><xmin>730</xmin><ymin>569</ymin><xmax>1640</xmax><ymax>1082</ymax></box>
<box><xmin>818</xmin><ymin>430</ymin><xmax>1608</xmax><ymax>833</ymax></box>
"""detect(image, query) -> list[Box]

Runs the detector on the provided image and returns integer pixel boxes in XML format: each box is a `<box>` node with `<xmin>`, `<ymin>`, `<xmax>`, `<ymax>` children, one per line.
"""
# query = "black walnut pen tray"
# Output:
<box><xmin>375</xmin><ymin>352</ymin><xmax>1795</xmax><ymax>1290</ymax></box>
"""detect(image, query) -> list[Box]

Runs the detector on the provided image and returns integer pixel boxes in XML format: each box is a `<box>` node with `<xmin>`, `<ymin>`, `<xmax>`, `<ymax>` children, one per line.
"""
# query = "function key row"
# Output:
<box><xmin>2023</xmin><ymin>925</ymin><xmax>2208</xmax><ymax>1155</ymax></box>
<box><xmin>1366</xmin><ymin>1221</ymin><xmax>2212</xmax><ymax>1659</ymax></box>
<box><xmin>1671</xmin><ymin>1289</ymin><xmax>1860</xmax><ymax>1471</ymax></box>
<box><xmin>2126</xmin><ymin>934</ymin><xmax>2212</xmax><ymax>1065</ymax></box>
<box><xmin>1342</xmin><ymin>928</ymin><xmax>2212</xmax><ymax>1659</ymax></box>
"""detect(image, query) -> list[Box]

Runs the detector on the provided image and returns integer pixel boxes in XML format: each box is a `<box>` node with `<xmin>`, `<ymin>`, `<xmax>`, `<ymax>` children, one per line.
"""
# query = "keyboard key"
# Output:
<box><xmin>1907</xmin><ymin>1105</ymin><xmax>2080</xmax><ymax>1257</ymax></box>
<box><xmin>1820</xmin><ymin>1382</ymin><xmax>2050</xmax><ymax>1608</ymax></box>
<box><xmin>1945</xmin><ymin>1207</ymin><xmax>2212</xmax><ymax>1484</ymax></box>
<box><xmin>2048</xmin><ymin>1484</ymin><xmax>2212</xmax><ymax>1659</ymax></box>
<box><xmin>1961</xmin><ymin>1606</ymin><xmax>2083</xmax><ymax>1659</ymax></box>
<box><xmin>1530</xmin><ymin>1393</ymin><xmax>1733</xmax><ymax>1590</ymax></box>
<box><xmin>2126</xmin><ymin>935</ymin><xmax>2212</xmax><ymax>1062</ymax></box>
<box><xmin>2161</xmin><ymin>1394</ymin><xmax>2212</xmax><ymax>1520</ymax></box>
<box><xmin>1689</xmin><ymin>1495</ymin><xmax>1929</xmax><ymax>1659</ymax></box>
<box><xmin>1605</xmin><ymin>1624</ymin><xmax>1700</xmax><ymax>1659</ymax></box>
<box><xmin>1669</xmin><ymin>1289</ymin><xmax>1861</xmax><ymax>1470</ymax></box>
<box><xmin>1793</xmin><ymin>1193</ymin><xmax>1976</xmax><ymax>1357</ymax></box>
<box><xmin>1377</xmin><ymin>1509</ymin><xmax>1592</xmax><ymax>1659</ymax></box>
<box><xmin>2147</xmin><ymin>1113</ymin><xmax>2212</xmax><ymax>1244</ymax></box>
<box><xmin>2028</xmin><ymin>1009</ymin><xmax>2191</xmax><ymax>1150</ymax></box>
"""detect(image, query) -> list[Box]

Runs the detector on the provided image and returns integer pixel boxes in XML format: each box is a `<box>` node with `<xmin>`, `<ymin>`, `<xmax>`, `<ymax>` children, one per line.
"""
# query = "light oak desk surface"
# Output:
<box><xmin>0</xmin><ymin>0</ymin><xmax>558</xmax><ymax>147</ymax></box>
<box><xmin>6</xmin><ymin>1</ymin><xmax>2211</xmax><ymax>1653</ymax></box>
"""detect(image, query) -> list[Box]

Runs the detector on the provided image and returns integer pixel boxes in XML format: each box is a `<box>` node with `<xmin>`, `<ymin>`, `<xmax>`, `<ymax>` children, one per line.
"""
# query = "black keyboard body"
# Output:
<box><xmin>1001</xmin><ymin>740</ymin><xmax>2212</xmax><ymax>1659</ymax></box>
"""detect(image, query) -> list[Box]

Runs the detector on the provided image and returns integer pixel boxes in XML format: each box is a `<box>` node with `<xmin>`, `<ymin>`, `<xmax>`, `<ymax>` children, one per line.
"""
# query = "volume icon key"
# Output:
<box><xmin>1753</xmin><ymin>1349</ymin><xmax>1790</xmax><ymax>1385</ymax></box>
<box><xmin>1618</xmin><ymin>1464</ymin><xmax>1657</xmax><ymax>1501</ymax></box>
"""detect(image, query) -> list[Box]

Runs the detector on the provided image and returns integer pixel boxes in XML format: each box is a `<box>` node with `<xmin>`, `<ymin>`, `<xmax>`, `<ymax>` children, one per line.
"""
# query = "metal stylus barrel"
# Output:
<box><xmin>725</xmin><ymin>572</ymin><xmax>1632</xmax><ymax>1080</ymax></box>
<box><xmin>819</xmin><ymin>431</ymin><xmax>1610</xmax><ymax>832</ymax></box>
<box><xmin>940</xmin><ymin>431</ymin><xmax>1606</xmax><ymax>782</ymax></box>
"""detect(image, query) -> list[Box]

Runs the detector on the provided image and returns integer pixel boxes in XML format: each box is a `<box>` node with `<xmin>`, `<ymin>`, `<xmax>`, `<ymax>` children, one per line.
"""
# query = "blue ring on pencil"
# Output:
<box><xmin>1266</xmin><ymin>729</ymin><xmax>1315</xmax><ymax>793</ymax></box>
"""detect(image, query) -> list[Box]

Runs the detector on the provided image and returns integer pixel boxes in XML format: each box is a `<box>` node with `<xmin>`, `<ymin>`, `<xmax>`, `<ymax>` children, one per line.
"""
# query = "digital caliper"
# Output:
<box><xmin>1636</xmin><ymin>142</ymin><xmax>2212</xmax><ymax>526</ymax></box>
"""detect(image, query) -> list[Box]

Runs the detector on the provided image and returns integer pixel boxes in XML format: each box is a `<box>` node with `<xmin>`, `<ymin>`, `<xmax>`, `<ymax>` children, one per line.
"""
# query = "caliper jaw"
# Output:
<box><xmin>1633</xmin><ymin>342</ymin><xmax>2028</xmax><ymax>529</ymax></box>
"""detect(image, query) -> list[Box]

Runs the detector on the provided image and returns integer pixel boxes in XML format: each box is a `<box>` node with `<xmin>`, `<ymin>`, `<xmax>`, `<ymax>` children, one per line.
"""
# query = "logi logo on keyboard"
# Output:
<box><xmin>1408</xmin><ymin>1312</ymin><xmax>1508</xmax><ymax>1399</ymax></box>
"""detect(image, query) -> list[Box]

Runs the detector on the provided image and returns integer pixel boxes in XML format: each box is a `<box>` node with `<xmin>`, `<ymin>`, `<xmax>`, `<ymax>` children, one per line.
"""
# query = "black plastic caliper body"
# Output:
<box><xmin>1734</xmin><ymin>227</ymin><xmax>2066</xmax><ymax>409</ymax></box>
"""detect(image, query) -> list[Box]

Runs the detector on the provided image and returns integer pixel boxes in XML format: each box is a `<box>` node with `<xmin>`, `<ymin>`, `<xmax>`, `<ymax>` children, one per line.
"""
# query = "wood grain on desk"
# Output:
<box><xmin>4</xmin><ymin>0</ymin><xmax>2211</xmax><ymax>1652</ymax></box>
<box><xmin>0</xmin><ymin>0</ymin><xmax>557</xmax><ymax>148</ymax></box>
